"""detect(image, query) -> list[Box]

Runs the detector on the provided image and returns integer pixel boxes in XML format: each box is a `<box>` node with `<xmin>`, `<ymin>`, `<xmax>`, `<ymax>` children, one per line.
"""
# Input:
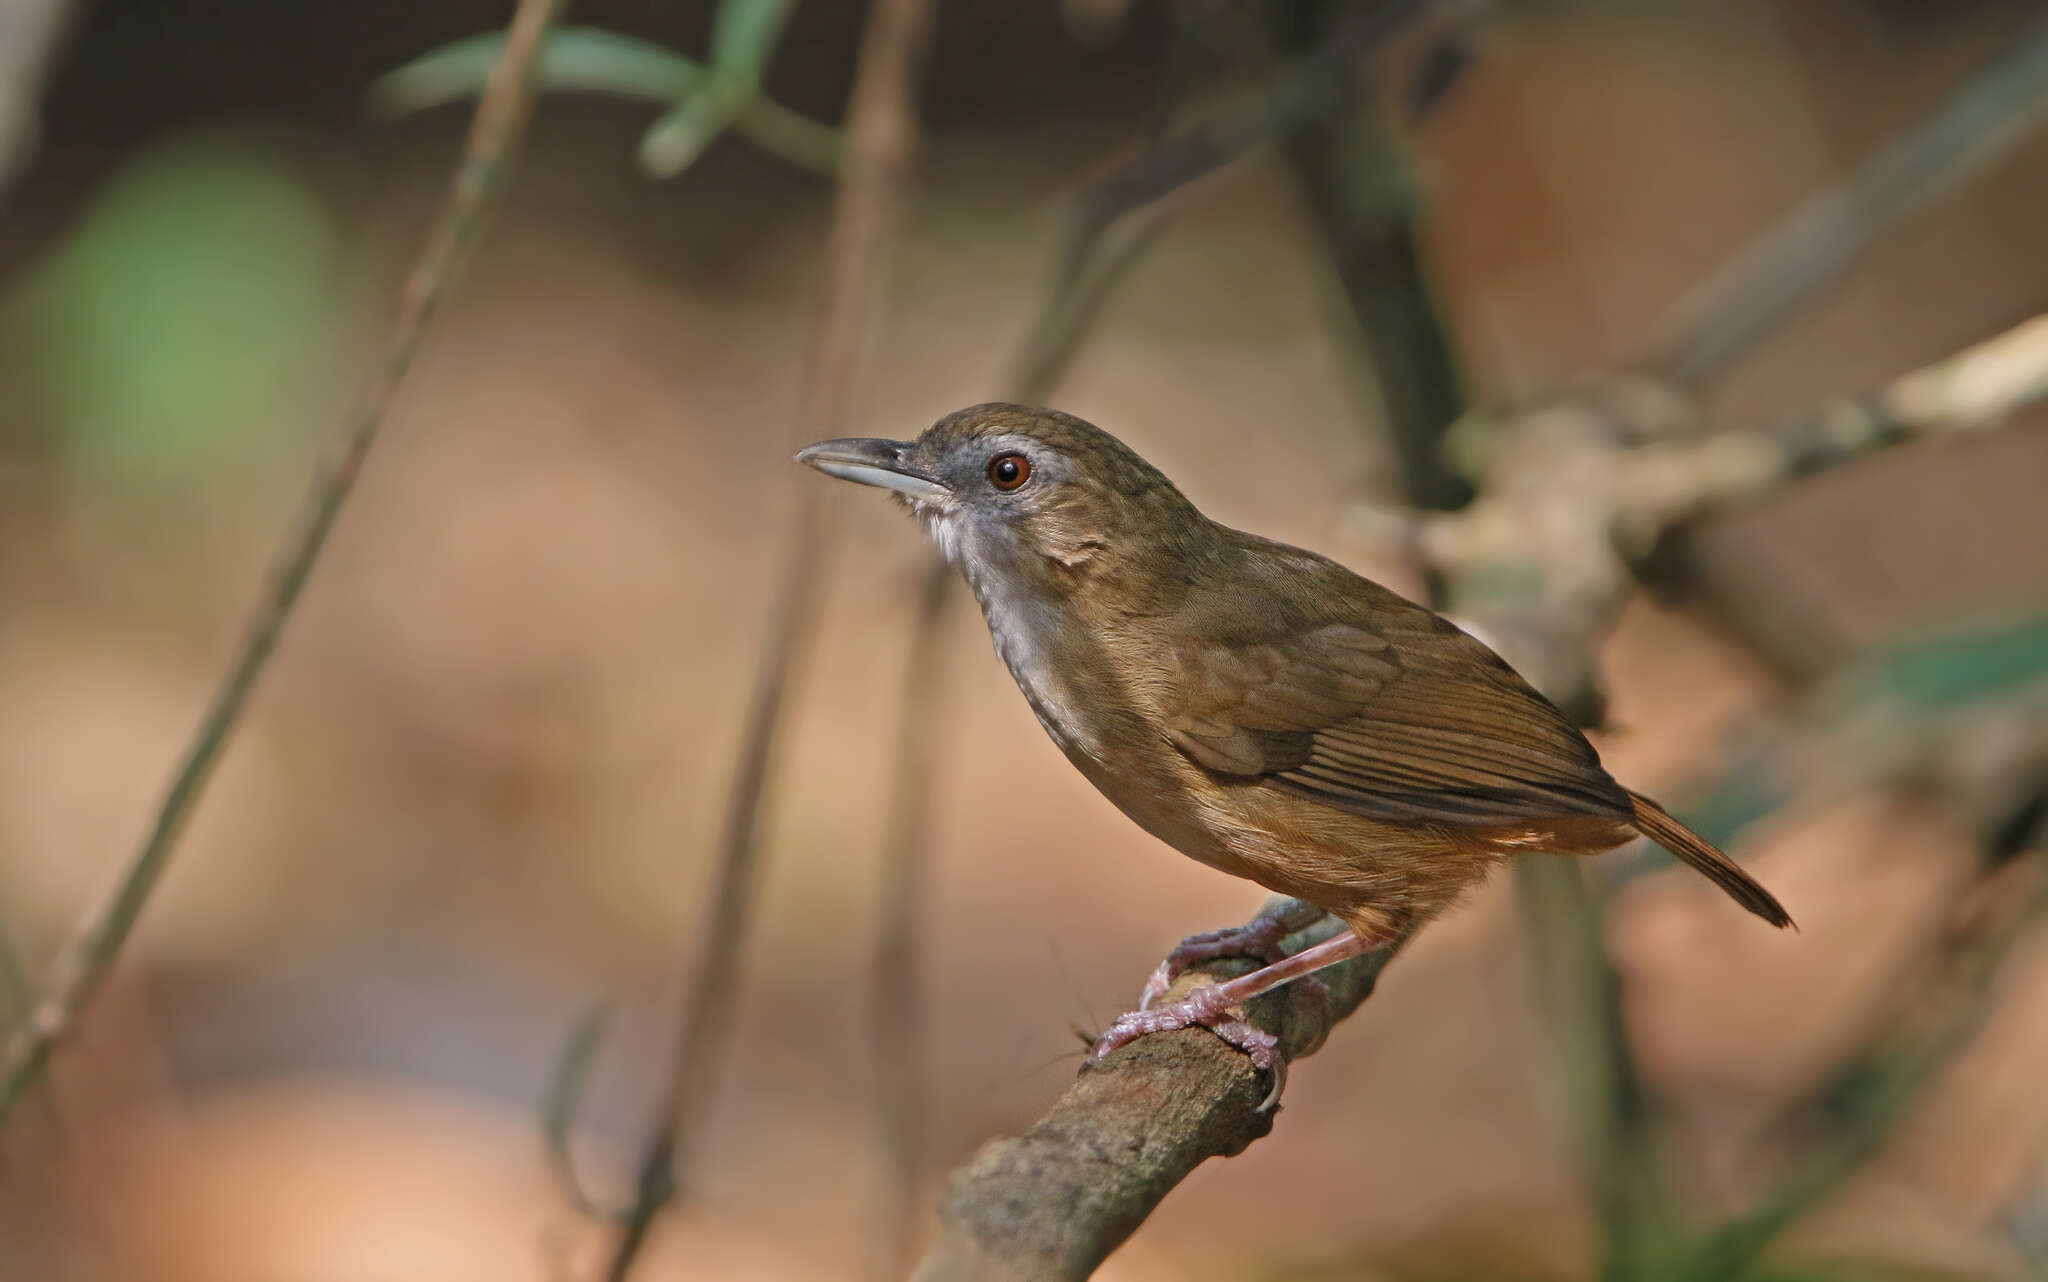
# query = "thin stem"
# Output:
<box><xmin>1276</xmin><ymin>1</ymin><xmax>1467</xmax><ymax>509</ymax></box>
<box><xmin>1654</xmin><ymin>14</ymin><xmax>2048</xmax><ymax>388</ymax></box>
<box><xmin>1513</xmin><ymin>859</ymin><xmax>1676</xmax><ymax>1282</ymax></box>
<box><xmin>869</xmin><ymin>564</ymin><xmax>951</xmax><ymax>1280</ymax></box>
<box><xmin>597</xmin><ymin>0</ymin><xmax>936</xmax><ymax>1276</ymax></box>
<box><xmin>0</xmin><ymin>0</ymin><xmax>570</xmax><ymax>1129</ymax></box>
<box><xmin>0</xmin><ymin>0</ymin><xmax>77</xmax><ymax>190</ymax></box>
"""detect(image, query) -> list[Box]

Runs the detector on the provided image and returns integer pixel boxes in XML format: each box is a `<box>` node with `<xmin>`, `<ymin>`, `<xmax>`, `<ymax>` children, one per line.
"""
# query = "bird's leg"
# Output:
<box><xmin>1139</xmin><ymin>897</ymin><xmax>1331</xmax><ymax>1009</ymax></box>
<box><xmin>1088</xmin><ymin>927</ymin><xmax>1377</xmax><ymax>1107</ymax></box>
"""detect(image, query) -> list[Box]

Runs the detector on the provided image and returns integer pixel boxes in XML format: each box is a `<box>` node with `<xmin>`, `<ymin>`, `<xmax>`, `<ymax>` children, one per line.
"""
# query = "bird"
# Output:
<box><xmin>798</xmin><ymin>403</ymin><xmax>1791</xmax><ymax>1093</ymax></box>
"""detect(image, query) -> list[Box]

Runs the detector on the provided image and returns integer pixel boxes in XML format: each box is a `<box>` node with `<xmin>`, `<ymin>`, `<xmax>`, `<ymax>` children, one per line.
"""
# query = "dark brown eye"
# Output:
<box><xmin>987</xmin><ymin>452</ymin><xmax>1031</xmax><ymax>491</ymax></box>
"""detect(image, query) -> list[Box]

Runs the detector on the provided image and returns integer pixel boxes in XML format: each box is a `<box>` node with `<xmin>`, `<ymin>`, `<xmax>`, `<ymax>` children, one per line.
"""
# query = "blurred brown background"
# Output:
<box><xmin>1</xmin><ymin>2</ymin><xmax>2045</xmax><ymax>1279</ymax></box>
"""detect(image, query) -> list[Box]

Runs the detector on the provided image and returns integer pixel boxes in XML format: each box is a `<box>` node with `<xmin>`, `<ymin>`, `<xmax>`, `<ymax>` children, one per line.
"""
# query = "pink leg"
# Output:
<box><xmin>1138</xmin><ymin>899</ymin><xmax>1330</xmax><ymax>1009</ymax></box>
<box><xmin>1088</xmin><ymin>928</ymin><xmax>1378</xmax><ymax>1108</ymax></box>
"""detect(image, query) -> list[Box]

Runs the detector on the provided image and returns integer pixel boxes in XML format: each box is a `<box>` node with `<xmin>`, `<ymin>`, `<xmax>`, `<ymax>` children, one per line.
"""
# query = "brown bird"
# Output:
<box><xmin>799</xmin><ymin>403</ymin><xmax>1791</xmax><ymax>1092</ymax></box>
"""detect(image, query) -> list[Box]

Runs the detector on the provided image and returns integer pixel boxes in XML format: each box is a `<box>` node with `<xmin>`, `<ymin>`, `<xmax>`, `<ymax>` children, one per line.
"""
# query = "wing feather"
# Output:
<box><xmin>1161</xmin><ymin>607</ymin><xmax>1630</xmax><ymax>827</ymax></box>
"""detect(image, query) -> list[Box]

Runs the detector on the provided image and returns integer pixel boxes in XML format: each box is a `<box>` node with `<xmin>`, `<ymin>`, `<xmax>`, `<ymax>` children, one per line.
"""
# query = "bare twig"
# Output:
<box><xmin>1068</xmin><ymin>0</ymin><xmax>1428</xmax><ymax>249</ymax></box>
<box><xmin>870</xmin><ymin>564</ymin><xmax>952</xmax><ymax>1281</ymax></box>
<box><xmin>539</xmin><ymin>999</ymin><xmax>614</xmax><ymax>1218</ymax></box>
<box><xmin>0</xmin><ymin>0</ymin><xmax>76</xmax><ymax>192</ymax></box>
<box><xmin>1412</xmin><ymin>312</ymin><xmax>2048</xmax><ymax>722</ymax></box>
<box><xmin>1652</xmin><ymin>14</ymin><xmax>2048</xmax><ymax>388</ymax></box>
<box><xmin>1002</xmin><ymin>209</ymin><xmax>1170</xmax><ymax>406</ymax></box>
<box><xmin>911</xmin><ymin>902</ymin><xmax>1402</xmax><ymax>1282</ymax></box>
<box><xmin>1513</xmin><ymin>859</ymin><xmax>1679</xmax><ymax>1282</ymax></box>
<box><xmin>598</xmin><ymin>0</ymin><xmax>935</xmax><ymax>1276</ymax></box>
<box><xmin>0</xmin><ymin>0</ymin><xmax>569</xmax><ymax>1128</ymax></box>
<box><xmin>1274</xmin><ymin>6</ymin><xmax>1469</xmax><ymax>510</ymax></box>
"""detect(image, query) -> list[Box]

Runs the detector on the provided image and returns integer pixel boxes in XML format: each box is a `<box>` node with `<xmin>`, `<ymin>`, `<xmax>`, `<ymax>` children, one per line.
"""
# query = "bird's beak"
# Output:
<box><xmin>794</xmin><ymin>437</ymin><xmax>950</xmax><ymax>502</ymax></box>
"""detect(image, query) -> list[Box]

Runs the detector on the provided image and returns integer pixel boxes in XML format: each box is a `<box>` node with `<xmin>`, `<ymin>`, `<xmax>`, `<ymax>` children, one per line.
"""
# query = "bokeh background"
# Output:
<box><xmin>2</xmin><ymin>2</ymin><xmax>2046</xmax><ymax>1279</ymax></box>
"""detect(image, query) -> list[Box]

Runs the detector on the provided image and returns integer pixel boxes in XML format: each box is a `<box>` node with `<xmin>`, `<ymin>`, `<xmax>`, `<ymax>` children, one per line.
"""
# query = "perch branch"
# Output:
<box><xmin>597</xmin><ymin>0</ymin><xmax>934</xmax><ymax>1276</ymax></box>
<box><xmin>911</xmin><ymin>902</ymin><xmax>1402</xmax><ymax>1282</ymax></box>
<box><xmin>0</xmin><ymin>0</ymin><xmax>569</xmax><ymax>1128</ymax></box>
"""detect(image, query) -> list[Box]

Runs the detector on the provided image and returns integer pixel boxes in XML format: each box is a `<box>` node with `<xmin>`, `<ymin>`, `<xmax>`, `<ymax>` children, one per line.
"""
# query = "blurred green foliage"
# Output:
<box><xmin>23</xmin><ymin>135</ymin><xmax>338</xmax><ymax>488</ymax></box>
<box><xmin>1835</xmin><ymin>611</ymin><xmax>2048</xmax><ymax>715</ymax></box>
<box><xmin>1625</xmin><ymin>609</ymin><xmax>2048</xmax><ymax>861</ymax></box>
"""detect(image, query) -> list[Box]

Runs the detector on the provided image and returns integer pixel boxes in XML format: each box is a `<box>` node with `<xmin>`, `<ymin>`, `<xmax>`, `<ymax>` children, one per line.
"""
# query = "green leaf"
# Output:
<box><xmin>369</xmin><ymin>27</ymin><xmax>710</xmax><ymax>114</ymax></box>
<box><xmin>541</xmin><ymin>999</ymin><xmax>614</xmax><ymax>1217</ymax></box>
<box><xmin>368</xmin><ymin>26</ymin><xmax>841</xmax><ymax>176</ymax></box>
<box><xmin>710</xmin><ymin>0</ymin><xmax>798</xmax><ymax>87</ymax></box>
<box><xmin>1851</xmin><ymin>611</ymin><xmax>2048</xmax><ymax>711</ymax></box>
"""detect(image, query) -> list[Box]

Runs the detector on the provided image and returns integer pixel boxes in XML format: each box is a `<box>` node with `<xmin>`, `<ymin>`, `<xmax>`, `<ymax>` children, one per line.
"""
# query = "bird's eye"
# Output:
<box><xmin>987</xmin><ymin>452</ymin><xmax>1031</xmax><ymax>491</ymax></box>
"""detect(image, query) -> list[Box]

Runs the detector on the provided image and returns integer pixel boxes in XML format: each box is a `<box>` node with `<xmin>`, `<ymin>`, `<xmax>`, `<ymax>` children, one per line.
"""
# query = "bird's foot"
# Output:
<box><xmin>1087</xmin><ymin>985</ymin><xmax>1289</xmax><ymax>1110</ymax></box>
<box><xmin>1139</xmin><ymin>908</ymin><xmax>1329</xmax><ymax>1012</ymax></box>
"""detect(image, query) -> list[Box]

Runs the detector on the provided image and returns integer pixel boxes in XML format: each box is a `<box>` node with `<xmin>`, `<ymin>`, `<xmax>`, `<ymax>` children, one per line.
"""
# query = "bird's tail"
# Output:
<box><xmin>1628</xmin><ymin>791</ymin><xmax>1794</xmax><ymax>929</ymax></box>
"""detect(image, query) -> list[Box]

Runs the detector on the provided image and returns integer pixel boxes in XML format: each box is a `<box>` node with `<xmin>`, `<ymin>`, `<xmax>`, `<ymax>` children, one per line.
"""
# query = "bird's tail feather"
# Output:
<box><xmin>1628</xmin><ymin>791</ymin><xmax>1794</xmax><ymax>929</ymax></box>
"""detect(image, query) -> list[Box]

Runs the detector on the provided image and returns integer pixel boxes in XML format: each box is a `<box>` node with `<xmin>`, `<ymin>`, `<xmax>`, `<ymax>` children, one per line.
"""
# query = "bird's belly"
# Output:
<box><xmin>1108</xmin><ymin>759</ymin><xmax>1507</xmax><ymax>935</ymax></box>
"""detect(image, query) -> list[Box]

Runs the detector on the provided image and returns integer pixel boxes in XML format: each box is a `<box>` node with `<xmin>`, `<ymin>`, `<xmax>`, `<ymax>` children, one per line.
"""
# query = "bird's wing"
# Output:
<box><xmin>1161</xmin><ymin>606</ymin><xmax>1630</xmax><ymax>827</ymax></box>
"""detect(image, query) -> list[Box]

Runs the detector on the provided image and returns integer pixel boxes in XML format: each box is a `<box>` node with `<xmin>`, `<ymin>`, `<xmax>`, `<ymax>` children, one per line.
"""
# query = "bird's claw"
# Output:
<box><xmin>1087</xmin><ymin>986</ymin><xmax>1289</xmax><ymax>1111</ymax></box>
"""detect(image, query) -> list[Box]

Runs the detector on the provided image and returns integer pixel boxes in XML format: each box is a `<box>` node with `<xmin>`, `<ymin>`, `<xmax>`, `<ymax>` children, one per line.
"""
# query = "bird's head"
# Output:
<box><xmin>797</xmin><ymin>403</ymin><xmax>1203</xmax><ymax>594</ymax></box>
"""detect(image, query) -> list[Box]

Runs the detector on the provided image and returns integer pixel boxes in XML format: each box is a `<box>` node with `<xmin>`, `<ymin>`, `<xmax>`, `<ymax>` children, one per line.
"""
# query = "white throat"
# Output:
<box><xmin>923</xmin><ymin>508</ymin><xmax>1103</xmax><ymax>763</ymax></box>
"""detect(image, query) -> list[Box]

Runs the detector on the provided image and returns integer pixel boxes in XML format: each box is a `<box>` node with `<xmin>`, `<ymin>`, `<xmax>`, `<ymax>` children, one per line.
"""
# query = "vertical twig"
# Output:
<box><xmin>0</xmin><ymin>0</ymin><xmax>77</xmax><ymax>191</ymax></box>
<box><xmin>0</xmin><ymin>0</ymin><xmax>570</xmax><ymax>1128</ymax></box>
<box><xmin>600</xmin><ymin>0</ymin><xmax>935</xmax><ymax>1277</ymax></box>
<box><xmin>1513</xmin><ymin>859</ymin><xmax>1678</xmax><ymax>1282</ymax></box>
<box><xmin>1278</xmin><ymin>0</ymin><xmax>1468</xmax><ymax>509</ymax></box>
<box><xmin>870</xmin><ymin>563</ymin><xmax>951</xmax><ymax>1280</ymax></box>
